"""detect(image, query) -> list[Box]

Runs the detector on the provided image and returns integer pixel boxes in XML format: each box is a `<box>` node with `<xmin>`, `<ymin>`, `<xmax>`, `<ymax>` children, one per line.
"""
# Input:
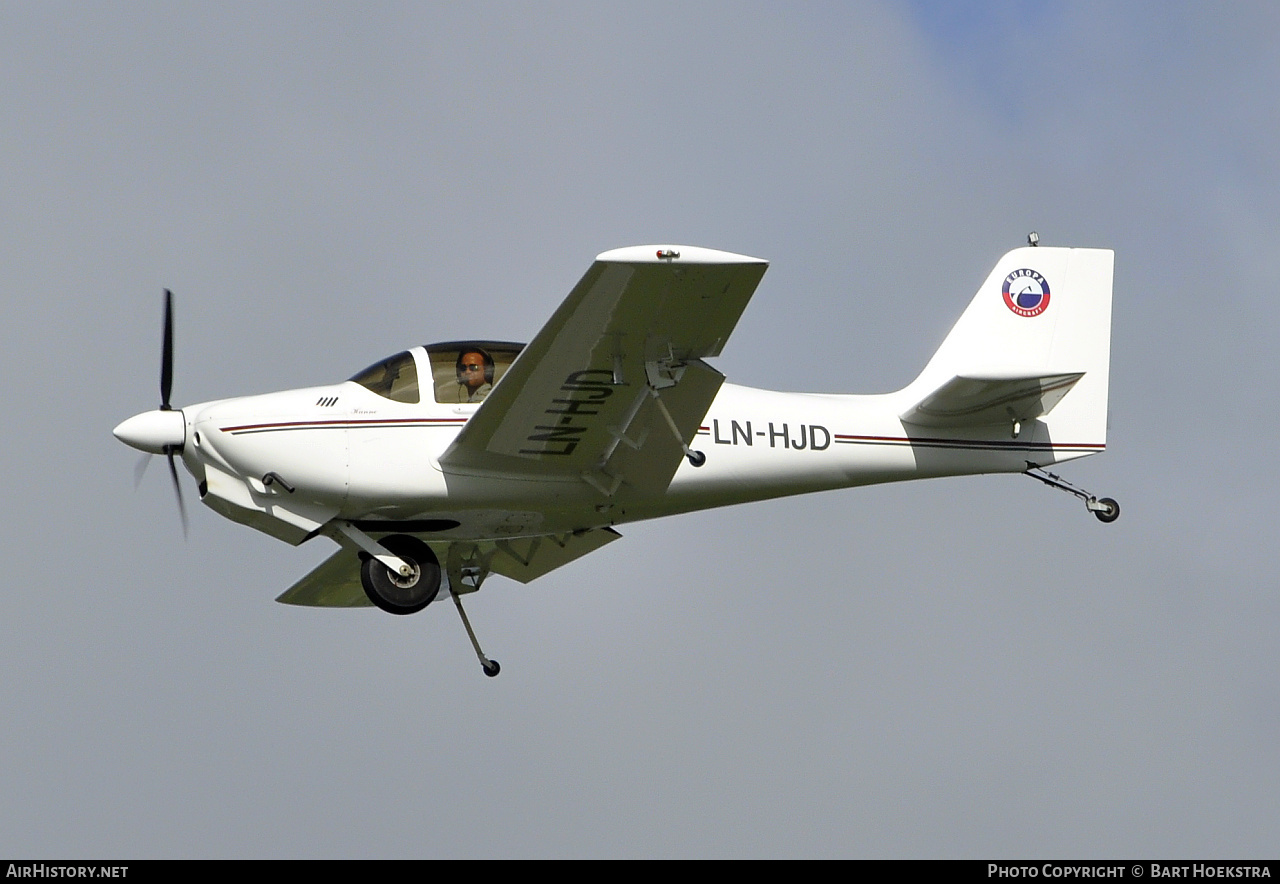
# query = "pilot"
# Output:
<box><xmin>456</xmin><ymin>347</ymin><xmax>495</xmax><ymax>402</ymax></box>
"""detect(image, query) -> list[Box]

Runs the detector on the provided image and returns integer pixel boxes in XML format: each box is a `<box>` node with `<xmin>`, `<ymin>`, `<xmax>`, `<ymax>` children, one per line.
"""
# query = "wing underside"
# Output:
<box><xmin>275</xmin><ymin>528</ymin><xmax>624</xmax><ymax>608</ymax></box>
<box><xmin>439</xmin><ymin>246</ymin><xmax>768</xmax><ymax>497</ymax></box>
<box><xmin>276</xmin><ymin>547</ymin><xmax>370</xmax><ymax>608</ymax></box>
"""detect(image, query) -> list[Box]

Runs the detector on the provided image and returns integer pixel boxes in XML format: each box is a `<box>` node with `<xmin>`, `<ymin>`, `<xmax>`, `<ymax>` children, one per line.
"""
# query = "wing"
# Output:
<box><xmin>429</xmin><ymin>527</ymin><xmax>624</xmax><ymax>590</ymax></box>
<box><xmin>900</xmin><ymin>372</ymin><xmax>1085</xmax><ymax>427</ymax></box>
<box><xmin>439</xmin><ymin>245</ymin><xmax>768</xmax><ymax>496</ymax></box>
<box><xmin>275</xmin><ymin>528</ymin><xmax>624</xmax><ymax>607</ymax></box>
<box><xmin>275</xmin><ymin>548</ymin><xmax>371</xmax><ymax>608</ymax></box>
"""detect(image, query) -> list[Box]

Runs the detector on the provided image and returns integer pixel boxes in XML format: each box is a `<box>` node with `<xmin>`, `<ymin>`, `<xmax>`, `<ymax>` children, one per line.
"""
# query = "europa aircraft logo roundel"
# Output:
<box><xmin>1002</xmin><ymin>269</ymin><xmax>1051</xmax><ymax>317</ymax></box>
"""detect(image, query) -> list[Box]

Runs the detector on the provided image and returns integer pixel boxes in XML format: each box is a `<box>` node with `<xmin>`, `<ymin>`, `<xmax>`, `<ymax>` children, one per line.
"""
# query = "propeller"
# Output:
<box><xmin>158</xmin><ymin>289</ymin><xmax>188</xmax><ymax>536</ymax></box>
<box><xmin>115</xmin><ymin>290</ymin><xmax>190</xmax><ymax>536</ymax></box>
<box><xmin>160</xmin><ymin>288</ymin><xmax>174</xmax><ymax>411</ymax></box>
<box><xmin>165</xmin><ymin>440</ymin><xmax>189</xmax><ymax>539</ymax></box>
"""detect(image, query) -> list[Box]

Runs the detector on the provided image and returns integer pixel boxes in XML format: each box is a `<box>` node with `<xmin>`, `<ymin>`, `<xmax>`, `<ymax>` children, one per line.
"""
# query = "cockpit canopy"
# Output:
<box><xmin>348</xmin><ymin>351</ymin><xmax>421</xmax><ymax>403</ymax></box>
<box><xmin>349</xmin><ymin>341</ymin><xmax>525</xmax><ymax>405</ymax></box>
<box><xmin>423</xmin><ymin>341</ymin><xmax>524</xmax><ymax>404</ymax></box>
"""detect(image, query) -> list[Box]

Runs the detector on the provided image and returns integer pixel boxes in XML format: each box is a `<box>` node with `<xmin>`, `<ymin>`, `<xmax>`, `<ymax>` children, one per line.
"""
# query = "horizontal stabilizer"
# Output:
<box><xmin>900</xmin><ymin>372</ymin><xmax>1084</xmax><ymax>428</ymax></box>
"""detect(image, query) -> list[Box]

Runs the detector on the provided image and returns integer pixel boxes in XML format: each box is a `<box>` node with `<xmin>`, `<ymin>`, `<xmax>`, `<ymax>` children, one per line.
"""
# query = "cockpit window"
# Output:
<box><xmin>349</xmin><ymin>351</ymin><xmax>420</xmax><ymax>404</ymax></box>
<box><xmin>425</xmin><ymin>341</ymin><xmax>525</xmax><ymax>404</ymax></box>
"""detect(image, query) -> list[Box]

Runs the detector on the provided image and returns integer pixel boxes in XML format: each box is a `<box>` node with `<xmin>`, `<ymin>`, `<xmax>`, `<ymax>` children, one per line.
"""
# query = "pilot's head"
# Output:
<box><xmin>456</xmin><ymin>348</ymin><xmax>494</xmax><ymax>393</ymax></box>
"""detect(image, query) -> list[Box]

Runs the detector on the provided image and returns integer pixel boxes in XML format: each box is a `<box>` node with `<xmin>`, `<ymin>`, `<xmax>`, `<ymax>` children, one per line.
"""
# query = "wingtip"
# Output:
<box><xmin>595</xmin><ymin>245</ymin><xmax>768</xmax><ymax>265</ymax></box>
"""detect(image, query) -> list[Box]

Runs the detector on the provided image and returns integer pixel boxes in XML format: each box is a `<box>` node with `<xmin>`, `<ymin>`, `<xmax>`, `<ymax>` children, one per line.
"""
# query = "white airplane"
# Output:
<box><xmin>115</xmin><ymin>238</ymin><xmax>1118</xmax><ymax>676</ymax></box>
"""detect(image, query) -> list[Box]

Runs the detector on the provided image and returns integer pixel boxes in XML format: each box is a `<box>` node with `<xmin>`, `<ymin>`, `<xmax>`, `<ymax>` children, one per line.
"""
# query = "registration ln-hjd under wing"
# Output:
<box><xmin>114</xmin><ymin>239</ymin><xmax>1118</xmax><ymax>676</ymax></box>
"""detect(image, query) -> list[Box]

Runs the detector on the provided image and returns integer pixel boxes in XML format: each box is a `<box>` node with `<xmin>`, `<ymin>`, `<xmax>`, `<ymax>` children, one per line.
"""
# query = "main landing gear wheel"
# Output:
<box><xmin>483</xmin><ymin>660</ymin><xmax>501</xmax><ymax>677</ymax></box>
<box><xmin>360</xmin><ymin>534</ymin><xmax>441</xmax><ymax>615</ymax></box>
<box><xmin>1092</xmin><ymin>497</ymin><xmax>1120</xmax><ymax>524</ymax></box>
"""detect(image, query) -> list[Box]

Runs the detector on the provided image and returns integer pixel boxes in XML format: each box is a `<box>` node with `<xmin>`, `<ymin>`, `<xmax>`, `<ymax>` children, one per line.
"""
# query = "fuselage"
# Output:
<box><xmin>144</xmin><ymin>357</ymin><xmax>1097</xmax><ymax>547</ymax></box>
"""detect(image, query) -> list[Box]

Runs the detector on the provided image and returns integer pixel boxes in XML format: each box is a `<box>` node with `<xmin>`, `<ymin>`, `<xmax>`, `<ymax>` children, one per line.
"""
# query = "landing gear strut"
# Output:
<box><xmin>452</xmin><ymin>593</ymin><xmax>500</xmax><ymax>677</ymax></box>
<box><xmin>338</xmin><ymin>521</ymin><xmax>503</xmax><ymax>677</ymax></box>
<box><xmin>1025</xmin><ymin>465</ymin><xmax>1120</xmax><ymax>523</ymax></box>
<box><xmin>648</xmin><ymin>387</ymin><xmax>706</xmax><ymax>468</ymax></box>
<box><xmin>447</xmin><ymin>544</ymin><xmax>501</xmax><ymax>677</ymax></box>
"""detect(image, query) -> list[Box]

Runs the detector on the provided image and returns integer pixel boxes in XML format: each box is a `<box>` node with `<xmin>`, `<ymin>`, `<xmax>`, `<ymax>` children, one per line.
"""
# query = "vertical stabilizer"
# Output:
<box><xmin>902</xmin><ymin>246</ymin><xmax>1114</xmax><ymax>449</ymax></box>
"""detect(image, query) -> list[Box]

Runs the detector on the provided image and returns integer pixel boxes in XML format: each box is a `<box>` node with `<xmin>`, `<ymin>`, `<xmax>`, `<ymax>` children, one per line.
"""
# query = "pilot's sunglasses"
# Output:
<box><xmin>460</xmin><ymin>364</ymin><xmax>483</xmax><ymax>371</ymax></box>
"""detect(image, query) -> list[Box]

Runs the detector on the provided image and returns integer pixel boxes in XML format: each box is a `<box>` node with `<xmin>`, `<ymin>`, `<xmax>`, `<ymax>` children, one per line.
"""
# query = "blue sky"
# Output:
<box><xmin>906</xmin><ymin>0</ymin><xmax>1061</xmax><ymax>115</ymax></box>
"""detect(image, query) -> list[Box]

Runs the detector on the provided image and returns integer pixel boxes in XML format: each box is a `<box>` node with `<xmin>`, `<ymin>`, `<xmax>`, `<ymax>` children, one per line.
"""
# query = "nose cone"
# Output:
<box><xmin>113</xmin><ymin>409</ymin><xmax>186</xmax><ymax>454</ymax></box>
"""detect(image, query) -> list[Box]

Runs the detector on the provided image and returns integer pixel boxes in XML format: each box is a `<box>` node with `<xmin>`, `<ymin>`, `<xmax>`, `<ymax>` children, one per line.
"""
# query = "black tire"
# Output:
<box><xmin>483</xmin><ymin>660</ymin><xmax>501</xmax><ymax>678</ymax></box>
<box><xmin>360</xmin><ymin>534</ymin><xmax>441</xmax><ymax>615</ymax></box>
<box><xmin>686</xmin><ymin>450</ymin><xmax>707</xmax><ymax>467</ymax></box>
<box><xmin>1093</xmin><ymin>497</ymin><xmax>1120</xmax><ymax>524</ymax></box>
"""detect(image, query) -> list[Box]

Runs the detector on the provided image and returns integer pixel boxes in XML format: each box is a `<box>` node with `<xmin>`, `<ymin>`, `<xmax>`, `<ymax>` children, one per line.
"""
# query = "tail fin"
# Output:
<box><xmin>900</xmin><ymin>246</ymin><xmax>1114</xmax><ymax>452</ymax></box>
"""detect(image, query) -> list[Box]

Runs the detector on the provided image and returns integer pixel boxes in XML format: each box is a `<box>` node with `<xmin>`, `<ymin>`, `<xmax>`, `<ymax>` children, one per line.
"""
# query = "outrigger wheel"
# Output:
<box><xmin>360</xmin><ymin>534</ymin><xmax>442</xmax><ymax>615</ymax></box>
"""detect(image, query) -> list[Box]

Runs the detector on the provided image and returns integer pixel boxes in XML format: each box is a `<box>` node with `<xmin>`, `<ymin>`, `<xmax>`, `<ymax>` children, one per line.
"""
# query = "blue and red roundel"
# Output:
<box><xmin>1002</xmin><ymin>269</ymin><xmax>1051</xmax><ymax>317</ymax></box>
